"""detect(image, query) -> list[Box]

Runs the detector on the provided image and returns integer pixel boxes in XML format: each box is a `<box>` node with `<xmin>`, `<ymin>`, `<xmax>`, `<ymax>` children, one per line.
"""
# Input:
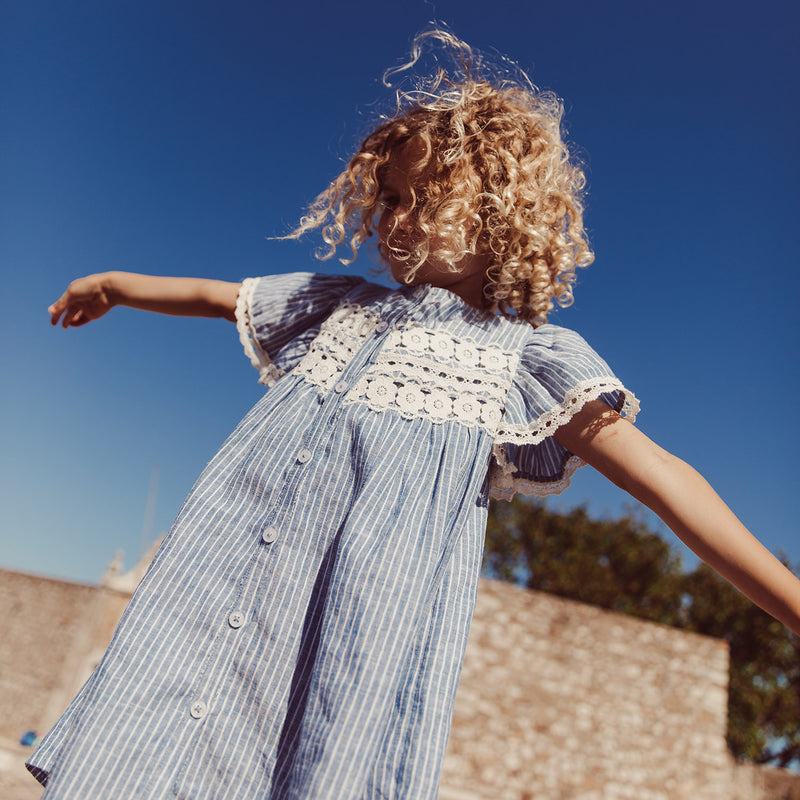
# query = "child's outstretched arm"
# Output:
<box><xmin>554</xmin><ymin>400</ymin><xmax>800</xmax><ymax>636</ymax></box>
<box><xmin>48</xmin><ymin>271</ymin><xmax>241</xmax><ymax>327</ymax></box>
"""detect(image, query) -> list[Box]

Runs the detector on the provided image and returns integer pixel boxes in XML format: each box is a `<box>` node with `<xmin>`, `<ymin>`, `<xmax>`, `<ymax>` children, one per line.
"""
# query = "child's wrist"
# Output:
<box><xmin>101</xmin><ymin>271</ymin><xmax>126</xmax><ymax>307</ymax></box>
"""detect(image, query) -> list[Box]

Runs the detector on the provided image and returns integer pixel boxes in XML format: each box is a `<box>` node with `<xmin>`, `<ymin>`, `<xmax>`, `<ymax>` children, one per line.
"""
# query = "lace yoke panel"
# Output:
<box><xmin>294</xmin><ymin>300</ymin><xmax>518</xmax><ymax>434</ymax></box>
<box><xmin>344</xmin><ymin>325</ymin><xmax>517</xmax><ymax>433</ymax></box>
<box><xmin>293</xmin><ymin>301</ymin><xmax>383</xmax><ymax>391</ymax></box>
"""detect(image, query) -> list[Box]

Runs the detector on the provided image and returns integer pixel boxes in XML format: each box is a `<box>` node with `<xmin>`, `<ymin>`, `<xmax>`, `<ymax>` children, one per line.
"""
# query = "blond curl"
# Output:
<box><xmin>285</xmin><ymin>27</ymin><xmax>594</xmax><ymax>326</ymax></box>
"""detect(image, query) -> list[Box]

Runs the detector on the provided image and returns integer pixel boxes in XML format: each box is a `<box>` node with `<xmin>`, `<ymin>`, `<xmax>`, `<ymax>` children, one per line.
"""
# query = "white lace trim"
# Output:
<box><xmin>382</xmin><ymin>327</ymin><xmax>515</xmax><ymax>372</ymax></box>
<box><xmin>294</xmin><ymin>300</ymin><xmax>383</xmax><ymax>392</ymax></box>
<box><xmin>489</xmin><ymin>378</ymin><xmax>640</xmax><ymax>500</ymax></box>
<box><xmin>342</xmin><ymin>325</ymin><xmax>518</xmax><ymax>432</ymax></box>
<box><xmin>236</xmin><ymin>278</ymin><xmax>283</xmax><ymax>387</ymax></box>
<box><xmin>494</xmin><ymin>378</ymin><xmax>640</xmax><ymax>446</ymax></box>
<box><xmin>489</xmin><ymin>447</ymin><xmax>584</xmax><ymax>500</ymax></box>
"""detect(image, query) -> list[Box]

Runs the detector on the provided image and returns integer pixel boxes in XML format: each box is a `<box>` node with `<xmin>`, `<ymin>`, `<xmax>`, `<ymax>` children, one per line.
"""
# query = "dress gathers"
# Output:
<box><xmin>27</xmin><ymin>273</ymin><xmax>638</xmax><ymax>799</ymax></box>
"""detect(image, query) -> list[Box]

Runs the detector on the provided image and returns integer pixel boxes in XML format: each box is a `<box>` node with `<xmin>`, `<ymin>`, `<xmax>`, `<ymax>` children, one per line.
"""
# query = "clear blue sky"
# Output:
<box><xmin>1</xmin><ymin>0</ymin><xmax>798</xmax><ymax>584</ymax></box>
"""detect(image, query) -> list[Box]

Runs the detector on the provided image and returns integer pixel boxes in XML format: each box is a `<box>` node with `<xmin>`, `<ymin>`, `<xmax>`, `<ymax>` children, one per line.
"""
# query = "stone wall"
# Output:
<box><xmin>1</xmin><ymin>566</ymin><xmax>797</xmax><ymax>800</ymax></box>
<box><xmin>442</xmin><ymin>580</ymin><xmax>732</xmax><ymax>799</ymax></box>
<box><xmin>0</xmin><ymin>568</ymin><xmax>128</xmax><ymax>800</ymax></box>
<box><xmin>732</xmin><ymin>763</ymin><xmax>800</xmax><ymax>800</ymax></box>
<box><xmin>0</xmin><ymin>569</ymin><xmax>130</xmax><ymax>742</ymax></box>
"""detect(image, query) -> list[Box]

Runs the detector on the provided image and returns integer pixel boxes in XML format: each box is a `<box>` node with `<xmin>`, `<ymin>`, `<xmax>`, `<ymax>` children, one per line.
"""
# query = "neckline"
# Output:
<box><xmin>402</xmin><ymin>283</ymin><xmax>501</xmax><ymax>324</ymax></box>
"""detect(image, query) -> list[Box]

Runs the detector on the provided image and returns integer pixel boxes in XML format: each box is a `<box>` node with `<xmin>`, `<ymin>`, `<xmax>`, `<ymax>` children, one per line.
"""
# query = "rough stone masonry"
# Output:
<box><xmin>1</xmin><ymin>565</ymin><xmax>798</xmax><ymax>800</ymax></box>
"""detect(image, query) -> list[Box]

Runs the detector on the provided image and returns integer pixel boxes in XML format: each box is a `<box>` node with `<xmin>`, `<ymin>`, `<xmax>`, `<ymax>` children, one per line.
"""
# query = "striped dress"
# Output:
<box><xmin>27</xmin><ymin>273</ymin><xmax>638</xmax><ymax>799</ymax></box>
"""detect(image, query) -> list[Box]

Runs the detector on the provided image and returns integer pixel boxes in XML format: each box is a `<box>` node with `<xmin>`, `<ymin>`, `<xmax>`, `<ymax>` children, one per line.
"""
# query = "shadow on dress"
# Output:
<box><xmin>271</xmin><ymin>531</ymin><xmax>342</xmax><ymax>794</ymax></box>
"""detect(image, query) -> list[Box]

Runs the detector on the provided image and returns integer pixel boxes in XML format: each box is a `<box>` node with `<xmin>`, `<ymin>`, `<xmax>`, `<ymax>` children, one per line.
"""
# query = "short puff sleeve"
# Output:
<box><xmin>236</xmin><ymin>272</ymin><xmax>365</xmax><ymax>385</ymax></box>
<box><xmin>491</xmin><ymin>325</ymin><xmax>639</xmax><ymax>500</ymax></box>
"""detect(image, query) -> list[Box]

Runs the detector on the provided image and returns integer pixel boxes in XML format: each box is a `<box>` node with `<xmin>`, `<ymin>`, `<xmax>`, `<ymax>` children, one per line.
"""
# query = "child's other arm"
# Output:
<box><xmin>49</xmin><ymin>271</ymin><xmax>241</xmax><ymax>328</ymax></box>
<box><xmin>554</xmin><ymin>400</ymin><xmax>800</xmax><ymax>636</ymax></box>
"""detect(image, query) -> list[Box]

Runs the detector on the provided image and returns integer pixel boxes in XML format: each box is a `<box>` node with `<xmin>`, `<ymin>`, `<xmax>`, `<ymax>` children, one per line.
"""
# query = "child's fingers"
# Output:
<box><xmin>61</xmin><ymin>304</ymin><xmax>81</xmax><ymax>328</ymax></box>
<box><xmin>48</xmin><ymin>297</ymin><xmax>66</xmax><ymax>326</ymax></box>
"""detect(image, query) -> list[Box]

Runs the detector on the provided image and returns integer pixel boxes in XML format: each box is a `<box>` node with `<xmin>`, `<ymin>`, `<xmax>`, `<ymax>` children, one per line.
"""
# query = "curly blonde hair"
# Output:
<box><xmin>287</xmin><ymin>28</ymin><xmax>593</xmax><ymax>326</ymax></box>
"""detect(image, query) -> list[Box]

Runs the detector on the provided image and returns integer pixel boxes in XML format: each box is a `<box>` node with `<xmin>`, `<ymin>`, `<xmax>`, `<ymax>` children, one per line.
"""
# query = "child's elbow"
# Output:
<box><xmin>623</xmin><ymin>447</ymin><xmax>701</xmax><ymax>518</ymax></box>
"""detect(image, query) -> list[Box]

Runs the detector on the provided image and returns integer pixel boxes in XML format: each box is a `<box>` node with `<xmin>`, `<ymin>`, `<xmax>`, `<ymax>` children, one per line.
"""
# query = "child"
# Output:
<box><xmin>28</xmin><ymin>28</ymin><xmax>800</xmax><ymax>800</ymax></box>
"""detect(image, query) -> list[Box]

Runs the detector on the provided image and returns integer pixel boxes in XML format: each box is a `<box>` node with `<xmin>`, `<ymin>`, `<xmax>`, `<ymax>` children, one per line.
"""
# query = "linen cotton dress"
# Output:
<box><xmin>27</xmin><ymin>272</ymin><xmax>638</xmax><ymax>799</ymax></box>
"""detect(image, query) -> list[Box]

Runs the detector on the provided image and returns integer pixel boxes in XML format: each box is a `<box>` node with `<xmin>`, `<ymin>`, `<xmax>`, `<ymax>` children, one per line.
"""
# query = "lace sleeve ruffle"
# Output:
<box><xmin>489</xmin><ymin>325</ymin><xmax>639</xmax><ymax>500</ymax></box>
<box><xmin>234</xmin><ymin>272</ymin><xmax>366</xmax><ymax>386</ymax></box>
<box><xmin>236</xmin><ymin>278</ymin><xmax>283</xmax><ymax>386</ymax></box>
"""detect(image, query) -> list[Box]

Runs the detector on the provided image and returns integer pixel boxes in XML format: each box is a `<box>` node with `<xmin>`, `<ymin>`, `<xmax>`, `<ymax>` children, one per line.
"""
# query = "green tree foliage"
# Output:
<box><xmin>484</xmin><ymin>497</ymin><xmax>800</xmax><ymax>766</ymax></box>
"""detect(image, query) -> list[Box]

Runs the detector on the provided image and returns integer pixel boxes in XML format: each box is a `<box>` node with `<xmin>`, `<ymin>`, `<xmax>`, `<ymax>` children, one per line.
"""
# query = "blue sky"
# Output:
<box><xmin>1</xmin><ymin>0</ymin><xmax>798</xmax><ymax>585</ymax></box>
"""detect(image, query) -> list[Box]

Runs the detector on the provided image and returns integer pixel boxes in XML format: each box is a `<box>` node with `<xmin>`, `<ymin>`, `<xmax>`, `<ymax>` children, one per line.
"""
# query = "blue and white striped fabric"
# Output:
<box><xmin>27</xmin><ymin>273</ymin><xmax>637</xmax><ymax>799</ymax></box>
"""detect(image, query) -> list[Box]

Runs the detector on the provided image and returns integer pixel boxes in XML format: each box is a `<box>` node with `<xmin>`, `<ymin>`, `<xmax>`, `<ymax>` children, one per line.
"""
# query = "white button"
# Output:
<box><xmin>189</xmin><ymin>700</ymin><xmax>207</xmax><ymax>719</ymax></box>
<box><xmin>261</xmin><ymin>527</ymin><xmax>277</xmax><ymax>544</ymax></box>
<box><xmin>228</xmin><ymin>611</ymin><xmax>245</xmax><ymax>629</ymax></box>
<box><xmin>375</xmin><ymin>321</ymin><xmax>388</xmax><ymax>333</ymax></box>
<box><xmin>334</xmin><ymin>381</ymin><xmax>347</xmax><ymax>394</ymax></box>
<box><xmin>297</xmin><ymin>449</ymin><xmax>311</xmax><ymax>463</ymax></box>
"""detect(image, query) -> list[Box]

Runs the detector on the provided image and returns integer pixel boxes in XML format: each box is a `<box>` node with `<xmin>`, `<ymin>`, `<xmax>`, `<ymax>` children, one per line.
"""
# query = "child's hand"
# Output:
<box><xmin>48</xmin><ymin>273</ymin><xmax>115</xmax><ymax>328</ymax></box>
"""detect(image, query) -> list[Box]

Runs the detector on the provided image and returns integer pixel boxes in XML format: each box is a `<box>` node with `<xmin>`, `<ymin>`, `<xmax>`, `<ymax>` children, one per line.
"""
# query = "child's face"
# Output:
<box><xmin>377</xmin><ymin>142</ymin><xmax>488</xmax><ymax>308</ymax></box>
